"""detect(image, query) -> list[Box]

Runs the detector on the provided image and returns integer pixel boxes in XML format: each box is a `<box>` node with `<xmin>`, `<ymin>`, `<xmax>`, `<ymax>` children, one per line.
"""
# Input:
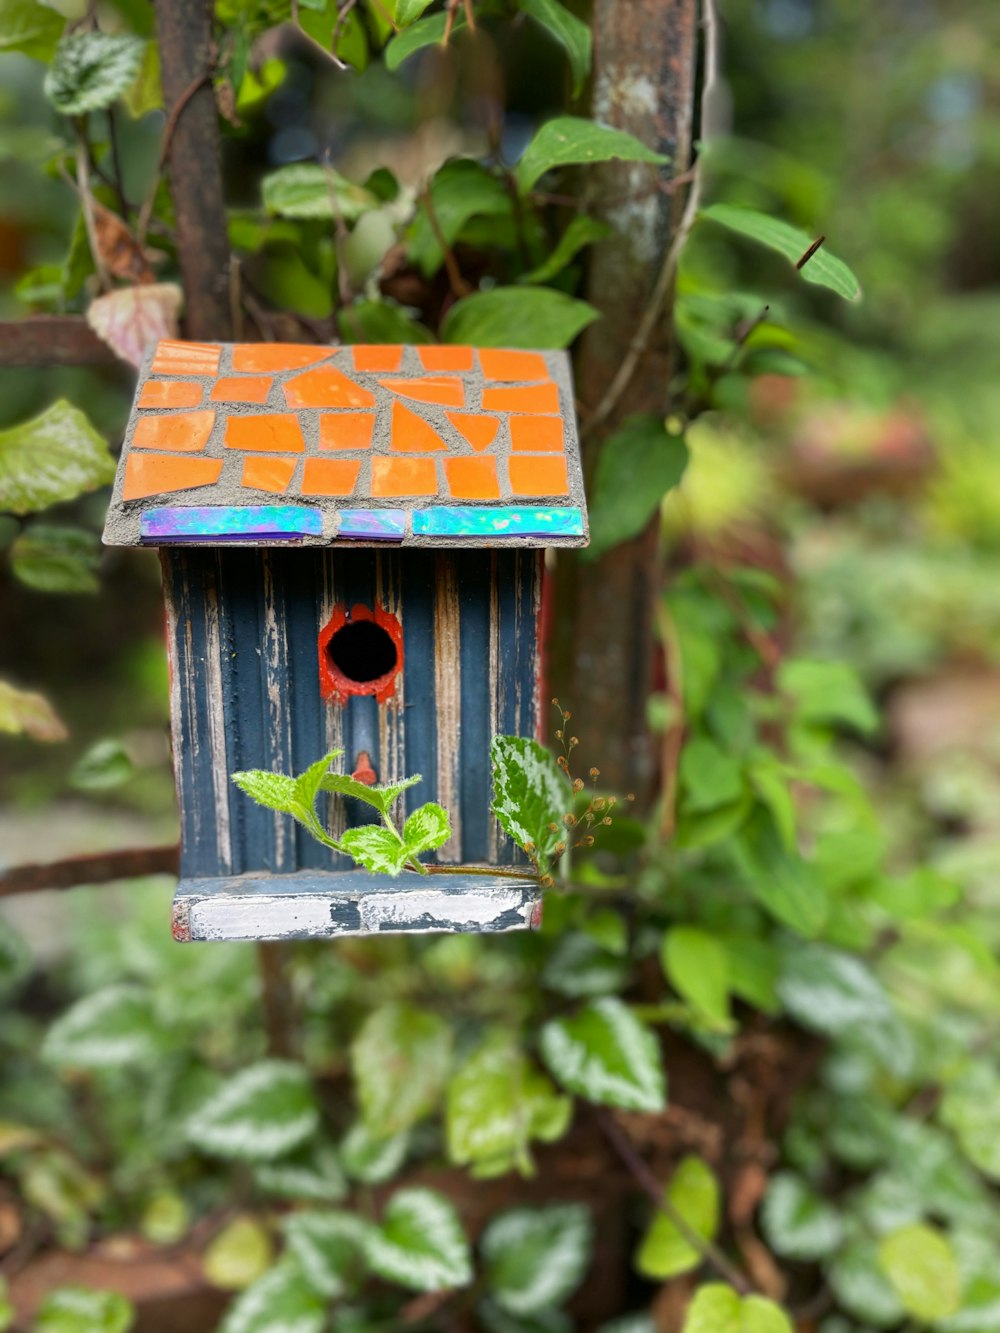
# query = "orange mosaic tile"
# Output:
<box><xmin>285</xmin><ymin>365</ymin><xmax>376</xmax><ymax>410</ymax></box>
<box><xmin>372</xmin><ymin>457</ymin><xmax>438</xmax><ymax>497</ymax></box>
<box><xmin>301</xmin><ymin>458</ymin><xmax>362</xmax><ymax>496</ymax></box>
<box><xmin>318</xmin><ymin>412</ymin><xmax>375</xmax><ymax>451</ymax></box>
<box><xmin>481</xmin><ymin>382</ymin><xmax>560</xmax><ymax>414</ymax></box>
<box><xmin>225</xmin><ymin>414</ymin><xmax>305</xmax><ymax>452</ymax></box>
<box><xmin>138</xmin><ymin>380</ymin><xmax>203</xmax><ymax>409</ymax></box>
<box><xmin>509</xmin><ymin>455</ymin><xmax>569</xmax><ymax>497</ymax></box>
<box><xmin>241</xmin><ymin>456</ymin><xmax>298</xmax><ymax>494</ymax></box>
<box><xmin>231</xmin><ymin>344</ymin><xmax>333</xmax><ymax>373</ymax></box>
<box><xmin>418</xmin><ymin>346</ymin><xmax>475</xmax><ymax>372</ymax></box>
<box><xmin>211</xmin><ymin>376</ymin><xmax>273</xmax><ymax>404</ymax></box>
<box><xmin>380</xmin><ymin>376</ymin><xmax>465</xmax><ymax>407</ymax></box>
<box><xmin>445</xmin><ymin>456</ymin><xmax>500</xmax><ymax>500</ymax></box>
<box><xmin>390</xmin><ymin>401</ymin><xmax>447</xmax><ymax>452</ymax></box>
<box><xmin>122</xmin><ymin>453</ymin><xmax>223</xmax><ymax>501</ymax></box>
<box><xmin>445</xmin><ymin>412</ymin><xmax>500</xmax><ymax>452</ymax></box>
<box><xmin>150</xmin><ymin>341</ymin><xmax>221</xmax><ymax>376</ymax></box>
<box><xmin>132</xmin><ymin>410</ymin><xmax>215</xmax><ymax>452</ymax></box>
<box><xmin>479</xmin><ymin>349</ymin><xmax>549</xmax><ymax>382</ymax></box>
<box><xmin>352</xmin><ymin>345</ymin><xmax>404</xmax><ymax>372</ymax></box>
<box><xmin>509</xmin><ymin>415</ymin><xmax>565</xmax><ymax>452</ymax></box>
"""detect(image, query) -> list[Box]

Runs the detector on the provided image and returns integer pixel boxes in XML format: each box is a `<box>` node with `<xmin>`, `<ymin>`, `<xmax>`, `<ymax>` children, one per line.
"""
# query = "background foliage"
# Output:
<box><xmin>2</xmin><ymin>0</ymin><xmax>1000</xmax><ymax>1329</ymax></box>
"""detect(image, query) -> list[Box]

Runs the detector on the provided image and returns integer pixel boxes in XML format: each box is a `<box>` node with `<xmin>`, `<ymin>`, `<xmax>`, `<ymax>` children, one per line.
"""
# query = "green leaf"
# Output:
<box><xmin>0</xmin><ymin>1276</ymin><xmax>13</xmax><ymax>1332</ymax></box>
<box><xmin>877</xmin><ymin>1223</ymin><xmax>960</xmax><ymax>1321</ymax></box>
<box><xmin>586</xmin><ymin>415</ymin><xmax>688</xmax><ymax>559</ymax></box>
<box><xmin>0</xmin><ymin>679</ymin><xmax>67</xmax><ymax>742</ymax></box>
<box><xmin>679</xmin><ymin>737</ymin><xmax>744</xmax><ymax>813</ymax></box>
<box><xmin>661</xmin><ymin>927</ymin><xmax>731</xmax><ymax>1029</ymax></box>
<box><xmin>403</xmin><ymin>803</ymin><xmax>451</xmax><ymax>857</ymax></box>
<box><xmin>338</xmin><ymin>299</ymin><xmax>433</xmax><ymax>345</ymax></box>
<box><xmin>543</xmin><ymin>931</ymin><xmax>629</xmax><ymax>998</ymax></box>
<box><xmin>254</xmin><ymin>1140</ymin><xmax>347</xmax><ymax>1203</ymax></box>
<box><xmin>482</xmin><ymin>1204</ymin><xmax>593</xmax><ymax>1315</ymax></box>
<box><xmin>140</xmin><ymin>1190</ymin><xmax>189</xmax><ymax>1245</ymax></box>
<box><xmin>44</xmin><ymin>33</ymin><xmax>146</xmax><ymax>115</ymax></box>
<box><xmin>282</xmin><ymin>1210</ymin><xmax>368</xmax><ymax>1298</ymax></box>
<box><xmin>340</xmin><ymin>824</ymin><xmax>410</xmax><ymax>875</ymax></box>
<box><xmin>70</xmin><ymin>739</ymin><xmax>133</xmax><ymax>793</ymax></box>
<box><xmin>384</xmin><ymin>10</ymin><xmax>466</xmax><ymax>70</ymax></box>
<box><xmin>261</xmin><ymin>163</ymin><xmax>376</xmax><ymax>221</ymax></box>
<box><xmin>777</xmin><ymin>943</ymin><xmax>890</xmax><ymax>1035</ymax></box>
<box><xmin>233</xmin><ymin>751</ymin><xmax>342</xmax><ymax>846</ymax></box>
<box><xmin>0</xmin><ymin>401</ymin><xmax>114</xmax><ymax>516</ymax></box>
<box><xmin>699</xmin><ymin>205</ymin><xmax>861</xmax><ymax>301</ymax></box>
<box><xmin>203</xmin><ymin>1216</ymin><xmax>273</xmax><ymax>1291</ymax></box>
<box><xmin>36</xmin><ymin>1287</ymin><xmax>134</xmax><ymax>1333</ymax></box>
<box><xmin>352</xmin><ymin>1002</ymin><xmax>452</xmax><ymax>1137</ymax></box>
<box><xmin>0</xmin><ymin>0</ymin><xmax>64</xmax><ymax>59</ymax></box>
<box><xmin>636</xmin><ymin>1156</ymin><xmax>720</xmax><ymax>1279</ymax></box>
<box><xmin>442</xmin><ymin>286</ymin><xmax>599</xmax><ymax>350</ymax></box>
<box><xmin>516</xmin><ymin>116</ymin><xmax>667</xmax><ymax>193</ymax></box>
<box><xmin>218</xmin><ymin>1259</ymin><xmax>326</xmax><ymax>1333</ymax></box>
<box><xmin>186</xmin><ymin>1060</ymin><xmax>319</xmax><ymax>1161</ymax></box>
<box><xmin>397</xmin><ymin>0</ymin><xmax>436</xmax><ymax>22</ymax></box>
<box><xmin>778</xmin><ymin>659</ymin><xmax>878</xmax><ymax>735</ymax></box>
<box><xmin>733</xmin><ymin>814</ymin><xmax>828</xmax><ymax>937</ymax></box>
<box><xmin>10</xmin><ymin>523</ymin><xmax>101</xmax><ymax>594</ymax></box>
<box><xmin>681</xmin><ymin>1285</ymin><xmax>792</xmax><ymax>1333</ymax></box>
<box><xmin>760</xmin><ymin>1173</ymin><xmax>843</xmax><ymax>1260</ymax></box>
<box><xmin>829</xmin><ymin>1241</ymin><xmax>905</xmax><ymax>1328</ymax></box>
<box><xmin>320</xmin><ymin>771</ymin><xmax>421</xmax><ymax>816</ymax></box>
<box><xmin>364</xmin><ymin>1187</ymin><xmax>472</xmax><ymax>1292</ymax></box>
<box><xmin>446</xmin><ymin>1031</ymin><xmax>571</xmax><ymax>1176</ymax></box>
<box><xmin>43</xmin><ymin>985</ymin><xmax>165</xmax><ymax>1069</ymax></box>
<box><xmin>491</xmin><ymin>735</ymin><xmax>572</xmax><ymax>871</ymax></box>
<box><xmin>519</xmin><ymin>214</ymin><xmax>610</xmax><ymax>286</ymax></box>
<box><xmin>408</xmin><ymin>159</ymin><xmax>512</xmax><ymax>277</ymax></box>
<box><xmin>540</xmin><ymin>998</ymin><xmax>666</xmax><ymax>1113</ymax></box>
<box><xmin>339</xmin><ymin>1120</ymin><xmax>409</xmax><ymax>1183</ymax></box>
<box><xmin>940</xmin><ymin>1063</ymin><xmax>1000</xmax><ymax>1179</ymax></box>
<box><xmin>518</xmin><ymin>0</ymin><xmax>592</xmax><ymax>96</ymax></box>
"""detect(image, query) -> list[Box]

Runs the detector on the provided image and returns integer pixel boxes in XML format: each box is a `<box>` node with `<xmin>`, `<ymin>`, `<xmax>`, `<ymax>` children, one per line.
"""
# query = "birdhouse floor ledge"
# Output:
<box><xmin>171</xmin><ymin>869</ymin><xmax>542</xmax><ymax>942</ymax></box>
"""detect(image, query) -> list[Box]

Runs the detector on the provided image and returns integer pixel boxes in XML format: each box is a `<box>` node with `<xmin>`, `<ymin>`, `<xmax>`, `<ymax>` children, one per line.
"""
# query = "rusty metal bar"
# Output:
<box><xmin>0</xmin><ymin>317</ymin><xmax>118</xmax><ymax>368</ymax></box>
<box><xmin>153</xmin><ymin>0</ymin><xmax>233</xmax><ymax>341</ymax></box>
<box><xmin>0</xmin><ymin>845</ymin><xmax>180</xmax><ymax>898</ymax></box>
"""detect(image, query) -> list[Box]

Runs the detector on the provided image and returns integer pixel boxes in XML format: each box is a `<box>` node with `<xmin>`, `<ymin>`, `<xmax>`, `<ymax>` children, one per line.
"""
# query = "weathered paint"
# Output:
<box><xmin>172</xmin><ymin>869</ymin><xmax>540</xmax><ymax>941</ymax></box>
<box><xmin>161</xmin><ymin>547</ymin><xmax>541</xmax><ymax>886</ymax></box>
<box><xmin>317</xmin><ymin>601</ymin><xmax>404</xmax><ymax>704</ymax></box>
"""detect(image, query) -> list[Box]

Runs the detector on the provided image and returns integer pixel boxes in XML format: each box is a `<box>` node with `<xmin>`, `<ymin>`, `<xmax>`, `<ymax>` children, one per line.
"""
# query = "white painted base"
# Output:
<box><xmin>172</xmin><ymin>868</ymin><xmax>541</xmax><ymax>941</ymax></box>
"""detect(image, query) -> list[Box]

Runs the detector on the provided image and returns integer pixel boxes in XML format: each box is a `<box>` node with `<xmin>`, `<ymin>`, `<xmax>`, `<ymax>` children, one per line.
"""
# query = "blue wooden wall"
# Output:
<box><xmin>160</xmin><ymin>547</ymin><xmax>542</xmax><ymax>881</ymax></box>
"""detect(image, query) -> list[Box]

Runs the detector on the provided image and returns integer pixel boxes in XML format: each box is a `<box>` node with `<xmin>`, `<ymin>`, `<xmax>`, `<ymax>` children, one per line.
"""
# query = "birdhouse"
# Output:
<box><xmin>103</xmin><ymin>340</ymin><xmax>588</xmax><ymax>942</ymax></box>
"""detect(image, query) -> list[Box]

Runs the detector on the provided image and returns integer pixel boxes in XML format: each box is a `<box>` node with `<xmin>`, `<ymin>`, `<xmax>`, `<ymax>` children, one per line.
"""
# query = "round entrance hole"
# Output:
<box><xmin>326</xmin><ymin>618</ymin><xmax>398</xmax><ymax>684</ymax></box>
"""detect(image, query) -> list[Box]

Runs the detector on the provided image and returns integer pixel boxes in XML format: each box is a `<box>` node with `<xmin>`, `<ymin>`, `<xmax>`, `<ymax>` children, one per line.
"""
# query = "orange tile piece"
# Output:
<box><xmin>390</xmin><ymin>401</ymin><xmax>448</xmax><ymax>452</ymax></box>
<box><xmin>301</xmin><ymin>458</ymin><xmax>362</xmax><ymax>496</ymax></box>
<box><xmin>379</xmin><ymin>376</ymin><xmax>465</xmax><ymax>407</ymax></box>
<box><xmin>445</xmin><ymin>412</ymin><xmax>500</xmax><ymax>452</ymax></box>
<box><xmin>132</xmin><ymin>410</ymin><xmax>215</xmax><ymax>452</ymax></box>
<box><xmin>371</xmin><ymin>457</ymin><xmax>438</xmax><ymax>498</ymax></box>
<box><xmin>150</xmin><ymin>340</ymin><xmax>221</xmax><ymax>376</ymax></box>
<box><xmin>318</xmin><ymin>412</ymin><xmax>375</xmax><ymax>450</ymax></box>
<box><xmin>122</xmin><ymin>453</ymin><xmax>223</xmax><ymax>501</ymax></box>
<box><xmin>508</xmin><ymin>455</ymin><xmax>569</xmax><ymax>497</ymax></box>
<box><xmin>211</xmin><ymin>376</ymin><xmax>273</xmax><ymax>404</ymax></box>
<box><xmin>478</xmin><ymin>349</ymin><xmax>549</xmax><ymax>382</ymax></box>
<box><xmin>482</xmin><ymin>382</ymin><xmax>560</xmax><ymax>414</ymax></box>
<box><xmin>225</xmin><ymin>414</ymin><xmax>305</xmax><ymax>452</ymax></box>
<box><xmin>509</xmin><ymin>415</ymin><xmax>565</xmax><ymax>452</ymax></box>
<box><xmin>284</xmin><ymin>365</ymin><xmax>376</xmax><ymax>409</ymax></box>
<box><xmin>352</xmin><ymin>345</ymin><xmax>404</xmax><ymax>372</ymax></box>
<box><xmin>418</xmin><ymin>345</ymin><xmax>475</xmax><ymax>372</ymax></box>
<box><xmin>138</xmin><ymin>380</ymin><xmax>203</xmax><ymax>409</ymax></box>
<box><xmin>241</xmin><ymin>456</ymin><xmax>297</xmax><ymax>493</ymax></box>
<box><xmin>445</xmin><ymin>456</ymin><xmax>500</xmax><ymax>500</ymax></box>
<box><xmin>231</xmin><ymin>343</ymin><xmax>334</xmax><ymax>373</ymax></box>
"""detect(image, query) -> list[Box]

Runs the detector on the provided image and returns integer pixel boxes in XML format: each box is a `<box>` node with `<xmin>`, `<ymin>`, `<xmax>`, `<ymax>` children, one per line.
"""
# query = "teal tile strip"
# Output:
<box><xmin>412</xmin><ymin>506</ymin><xmax>585</xmax><ymax>539</ymax></box>
<box><xmin>141</xmin><ymin>505</ymin><xmax>323</xmax><ymax>541</ymax></box>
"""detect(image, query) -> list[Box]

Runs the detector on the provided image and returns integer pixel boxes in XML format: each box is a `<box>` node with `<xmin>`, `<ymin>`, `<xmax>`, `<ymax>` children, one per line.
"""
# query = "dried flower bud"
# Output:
<box><xmin>626</xmin><ymin>792</ymin><xmax>636</xmax><ymax>803</ymax></box>
<box><xmin>547</xmin><ymin>822</ymin><xmax>559</xmax><ymax>833</ymax></box>
<box><xmin>569</xmin><ymin>736</ymin><xmax>579</xmax><ymax>748</ymax></box>
<box><xmin>555</xmin><ymin>729</ymin><xmax>563</xmax><ymax>740</ymax></box>
<box><xmin>601</xmin><ymin>817</ymin><xmax>613</xmax><ymax>826</ymax></box>
<box><xmin>541</xmin><ymin>874</ymin><xmax>555</xmax><ymax>887</ymax></box>
<box><xmin>563</xmin><ymin>813</ymin><xmax>577</xmax><ymax>827</ymax></box>
<box><xmin>593</xmin><ymin>798</ymin><xmax>606</xmax><ymax>812</ymax></box>
<box><xmin>563</xmin><ymin>710</ymin><xmax>572</xmax><ymax>721</ymax></box>
<box><xmin>523</xmin><ymin>839</ymin><xmax>535</xmax><ymax>852</ymax></box>
<box><xmin>551</xmin><ymin>697</ymin><xmax>560</xmax><ymax>708</ymax></box>
<box><xmin>573</xmin><ymin>778</ymin><xmax>584</xmax><ymax>793</ymax></box>
<box><xmin>554</xmin><ymin>841</ymin><xmax>566</xmax><ymax>856</ymax></box>
<box><xmin>589</xmin><ymin>767</ymin><xmax>600</xmax><ymax>779</ymax></box>
<box><xmin>583</xmin><ymin>835</ymin><xmax>595</xmax><ymax>846</ymax></box>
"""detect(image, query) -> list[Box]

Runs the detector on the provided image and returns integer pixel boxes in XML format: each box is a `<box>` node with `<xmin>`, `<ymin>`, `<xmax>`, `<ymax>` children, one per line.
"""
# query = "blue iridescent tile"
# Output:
<box><xmin>336</xmin><ymin>509</ymin><xmax>406</xmax><ymax>541</ymax></box>
<box><xmin>141</xmin><ymin>505</ymin><xmax>323</xmax><ymax>541</ymax></box>
<box><xmin>412</xmin><ymin>506</ymin><xmax>585</xmax><ymax>539</ymax></box>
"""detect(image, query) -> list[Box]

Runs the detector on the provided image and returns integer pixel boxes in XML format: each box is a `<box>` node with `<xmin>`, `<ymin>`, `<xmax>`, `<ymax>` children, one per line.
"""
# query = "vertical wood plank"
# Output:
<box><xmin>433</xmin><ymin>554</ymin><xmax>463</xmax><ymax>862</ymax></box>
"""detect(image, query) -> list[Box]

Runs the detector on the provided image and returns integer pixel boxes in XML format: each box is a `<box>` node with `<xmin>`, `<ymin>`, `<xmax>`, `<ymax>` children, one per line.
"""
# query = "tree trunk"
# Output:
<box><xmin>552</xmin><ymin>0</ymin><xmax>699</xmax><ymax>798</ymax></box>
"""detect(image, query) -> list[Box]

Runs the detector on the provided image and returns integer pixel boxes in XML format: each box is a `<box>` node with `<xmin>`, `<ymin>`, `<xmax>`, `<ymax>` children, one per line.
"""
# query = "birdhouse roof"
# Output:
<box><xmin>102</xmin><ymin>341</ymin><xmax>588</xmax><ymax>548</ymax></box>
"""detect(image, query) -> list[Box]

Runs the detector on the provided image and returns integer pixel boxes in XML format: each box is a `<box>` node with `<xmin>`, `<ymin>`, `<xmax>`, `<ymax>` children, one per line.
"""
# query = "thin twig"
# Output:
<box><xmin>421</xmin><ymin>183</ymin><xmax>471</xmax><ymax>298</ymax></box>
<box><xmin>598</xmin><ymin>1109</ymin><xmax>754</xmax><ymax>1295</ymax></box>
<box><xmin>0</xmin><ymin>845</ymin><xmax>180</xmax><ymax>898</ymax></box>
<box><xmin>796</xmin><ymin>235</ymin><xmax>826</xmax><ymax>270</ymax></box>
<box><xmin>322</xmin><ymin>149</ymin><xmax>353</xmax><ymax>313</ymax></box>
<box><xmin>582</xmin><ymin>0</ymin><xmax>720</xmax><ymax>442</ymax></box>
<box><xmin>135</xmin><ymin>72</ymin><xmax>210</xmax><ymax>250</ymax></box>
<box><xmin>658</xmin><ymin>602</ymin><xmax>685</xmax><ymax>839</ymax></box>
<box><xmin>106</xmin><ymin>105</ymin><xmax>130</xmax><ymax>218</ymax></box>
<box><xmin>74</xmin><ymin>132</ymin><xmax>111</xmax><ymax>291</ymax></box>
